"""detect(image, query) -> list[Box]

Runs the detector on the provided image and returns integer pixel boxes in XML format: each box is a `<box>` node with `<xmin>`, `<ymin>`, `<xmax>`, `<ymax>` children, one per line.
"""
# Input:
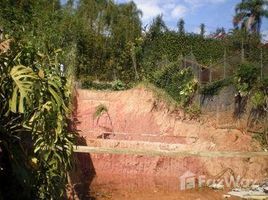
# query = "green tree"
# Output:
<box><xmin>148</xmin><ymin>15</ymin><xmax>168</xmax><ymax>40</ymax></box>
<box><xmin>200</xmin><ymin>23</ymin><xmax>205</xmax><ymax>37</ymax></box>
<box><xmin>76</xmin><ymin>0</ymin><xmax>142</xmax><ymax>82</ymax></box>
<box><xmin>233</xmin><ymin>0</ymin><xmax>268</xmax><ymax>34</ymax></box>
<box><xmin>177</xmin><ymin>18</ymin><xmax>185</xmax><ymax>35</ymax></box>
<box><xmin>0</xmin><ymin>39</ymin><xmax>74</xmax><ymax>200</ymax></box>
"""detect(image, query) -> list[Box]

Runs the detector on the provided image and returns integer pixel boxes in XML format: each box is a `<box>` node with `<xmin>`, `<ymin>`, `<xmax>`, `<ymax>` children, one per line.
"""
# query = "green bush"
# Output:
<box><xmin>200</xmin><ymin>79</ymin><xmax>230</xmax><ymax>96</ymax></box>
<box><xmin>0</xmin><ymin>41</ymin><xmax>74</xmax><ymax>199</ymax></box>
<box><xmin>136</xmin><ymin>81</ymin><xmax>178</xmax><ymax>109</ymax></box>
<box><xmin>251</xmin><ymin>91</ymin><xmax>266</xmax><ymax>110</ymax></box>
<box><xmin>81</xmin><ymin>78</ymin><xmax>128</xmax><ymax>91</ymax></box>
<box><xmin>152</xmin><ymin>62</ymin><xmax>197</xmax><ymax>105</ymax></box>
<box><xmin>185</xmin><ymin>104</ymin><xmax>201</xmax><ymax>118</ymax></box>
<box><xmin>234</xmin><ymin>62</ymin><xmax>258</xmax><ymax>95</ymax></box>
<box><xmin>112</xmin><ymin>80</ymin><xmax>126</xmax><ymax>91</ymax></box>
<box><xmin>82</xmin><ymin>80</ymin><xmax>113</xmax><ymax>90</ymax></box>
<box><xmin>259</xmin><ymin>77</ymin><xmax>268</xmax><ymax>93</ymax></box>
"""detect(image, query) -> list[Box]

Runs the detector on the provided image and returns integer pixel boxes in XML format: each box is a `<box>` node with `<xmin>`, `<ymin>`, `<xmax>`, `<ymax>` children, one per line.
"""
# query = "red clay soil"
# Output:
<box><xmin>89</xmin><ymin>173</ymin><xmax>241</xmax><ymax>200</ymax></box>
<box><xmin>73</xmin><ymin>87</ymin><xmax>268</xmax><ymax>181</ymax></box>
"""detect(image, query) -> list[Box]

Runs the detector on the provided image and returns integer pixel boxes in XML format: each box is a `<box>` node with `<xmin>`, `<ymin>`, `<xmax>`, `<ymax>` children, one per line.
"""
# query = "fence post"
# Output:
<box><xmin>209</xmin><ymin>57</ymin><xmax>212</xmax><ymax>82</ymax></box>
<box><xmin>113</xmin><ymin>68</ymin><xmax>117</xmax><ymax>80</ymax></box>
<box><xmin>216</xmin><ymin>95</ymin><xmax>219</xmax><ymax>128</ymax></box>
<box><xmin>224</xmin><ymin>48</ymin><xmax>227</xmax><ymax>79</ymax></box>
<box><xmin>198</xmin><ymin>64</ymin><xmax>201</xmax><ymax>84</ymax></box>
<box><xmin>260</xmin><ymin>47</ymin><xmax>263</xmax><ymax>80</ymax></box>
<box><xmin>241</xmin><ymin>39</ymin><xmax>245</xmax><ymax>62</ymax></box>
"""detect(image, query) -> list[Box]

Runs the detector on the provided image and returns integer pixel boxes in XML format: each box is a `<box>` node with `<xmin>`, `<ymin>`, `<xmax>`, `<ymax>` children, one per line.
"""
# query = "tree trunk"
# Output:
<box><xmin>131</xmin><ymin>46</ymin><xmax>139</xmax><ymax>80</ymax></box>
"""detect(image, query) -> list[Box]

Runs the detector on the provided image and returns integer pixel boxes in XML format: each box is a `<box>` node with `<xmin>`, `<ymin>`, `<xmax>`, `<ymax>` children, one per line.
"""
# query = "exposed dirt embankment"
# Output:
<box><xmin>73</xmin><ymin>86</ymin><xmax>268</xmax><ymax>180</ymax></box>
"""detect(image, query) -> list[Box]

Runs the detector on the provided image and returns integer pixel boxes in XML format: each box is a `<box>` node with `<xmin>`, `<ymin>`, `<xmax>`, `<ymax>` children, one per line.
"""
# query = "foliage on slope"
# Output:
<box><xmin>0</xmin><ymin>39</ymin><xmax>75</xmax><ymax>199</ymax></box>
<box><xmin>0</xmin><ymin>0</ymin><xmax>77</xmax><ymax>196</ymax></box>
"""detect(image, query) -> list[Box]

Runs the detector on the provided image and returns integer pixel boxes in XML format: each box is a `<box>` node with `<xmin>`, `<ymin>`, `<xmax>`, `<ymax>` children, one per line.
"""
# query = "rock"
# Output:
<box><xmin>263</xmin><ymin>187</ymin><xmax>268</xmax><ymax>193</ymax></box>
<box><xmin>228</xmin><ymin>187</ymin><xmax>268</xmax><ymax>199</ymax></box>
<box><xmin>251</xmin><ymin>185</ymin><xmax>260</xmax><ymax>190</ymax></box>
<box><xmin>209</xmin><ymin>183</ymin><xmax>224</xmax><ymax>190</ymax></box>
<box><xmin>223</xmin><ymin>194</ymin><xmax>231</xmax><ymax>198</ymax></box>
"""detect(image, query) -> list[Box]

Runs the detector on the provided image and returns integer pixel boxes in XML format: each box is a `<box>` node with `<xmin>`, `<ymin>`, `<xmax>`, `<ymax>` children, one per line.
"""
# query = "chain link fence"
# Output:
<box><xmin>177</xmin><ymin>47</ymin><xmax>268</xmax><ymax>129</ymax></box>
<box><xmin>181</xmin><ymin>47</ymin><xmax>268</xmax><ymax>84</ymax></box>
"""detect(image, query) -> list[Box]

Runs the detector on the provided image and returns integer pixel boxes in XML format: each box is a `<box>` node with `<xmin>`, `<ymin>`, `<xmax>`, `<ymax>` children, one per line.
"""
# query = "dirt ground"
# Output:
<box><xmin>70</xmin><ymin>87</ymin><xmax>268</xmax><ymax>199</ymax></box>
<box><xmin>73</xmin><ymin>87</ymin><xmax>267</xmax><ymax>179</ymax></box>
<box><xmin>75</xmin><ymin>87</ymin><xmax>262</xmax><ymax>152</ymax></box>
<box><xmin>88</xmin><ymin>173</ymin><xmax>241</xmax><ymax>200</ymax></box>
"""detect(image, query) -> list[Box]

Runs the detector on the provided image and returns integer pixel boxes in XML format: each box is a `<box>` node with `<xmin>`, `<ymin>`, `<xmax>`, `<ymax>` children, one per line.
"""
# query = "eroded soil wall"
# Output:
<box><xmin>73</xmin><ymin>87</ymin><xmax>268</xmax><ymax>180</ymax></box>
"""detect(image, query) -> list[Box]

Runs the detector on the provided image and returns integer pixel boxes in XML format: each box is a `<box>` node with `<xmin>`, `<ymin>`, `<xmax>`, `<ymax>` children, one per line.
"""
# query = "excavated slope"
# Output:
<box><xmin>73</xmin><ymin>87</ymin><xmax>268</xmax><ymax>179</ymax></box>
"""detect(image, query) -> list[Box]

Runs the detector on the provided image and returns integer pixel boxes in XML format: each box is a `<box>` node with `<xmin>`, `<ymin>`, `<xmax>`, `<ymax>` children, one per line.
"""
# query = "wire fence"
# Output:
<box><xmin>180</xmin><ymin>47</ymin><xmax>268</xmax><ymax>84</ymax></box>
<box><xmin>174</xmin><ymin>47</ymin><xmax>268</xmax><ymax>129</ymax></box>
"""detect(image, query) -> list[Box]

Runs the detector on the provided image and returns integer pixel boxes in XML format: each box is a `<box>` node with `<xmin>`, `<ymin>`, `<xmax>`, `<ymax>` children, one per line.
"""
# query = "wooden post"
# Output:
<box><xmin>224</xmin><ymin>48</ymin><xmax>227</xmax><ymax>79</ymax></box>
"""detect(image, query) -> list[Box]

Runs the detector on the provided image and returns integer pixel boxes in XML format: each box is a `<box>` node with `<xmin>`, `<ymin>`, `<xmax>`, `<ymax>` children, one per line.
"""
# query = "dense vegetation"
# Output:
<box><xmin>0</xmin><ymin>41</ymin><xmax>74</xmax><ymax>199</ymax></box>
<box><xmin>0</xmin><ymin>1</ymin><xmax>75</xmax><ymax>199</ymax></box>
<box><xmin>1</xmin><ymin>0</ymin><xmax>266</xmax><ymax>85</ymax></box>
<box><xmin>0</xmin><ymin>0</ymin><xmax>268</xmax><ymax>199</ymax></box>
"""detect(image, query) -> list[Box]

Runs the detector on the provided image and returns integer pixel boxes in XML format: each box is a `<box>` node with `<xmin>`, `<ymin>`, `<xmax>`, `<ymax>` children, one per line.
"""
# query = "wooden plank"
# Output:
<box><xmin>73</xmin><ymin>146</ymin><xmax>268</xmax><ymax>158</ymax></box>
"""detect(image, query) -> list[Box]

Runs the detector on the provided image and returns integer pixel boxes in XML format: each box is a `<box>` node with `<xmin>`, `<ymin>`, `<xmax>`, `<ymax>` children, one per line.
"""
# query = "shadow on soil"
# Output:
<box><xmin>69</xmin><ymin>89</ymin><xmax>96</xmax><ymax>200</ymax></box>
<box><xmin>70</xmin><ymin>136</ymin><xmax>96</xmax><ymax>200</ymax></box>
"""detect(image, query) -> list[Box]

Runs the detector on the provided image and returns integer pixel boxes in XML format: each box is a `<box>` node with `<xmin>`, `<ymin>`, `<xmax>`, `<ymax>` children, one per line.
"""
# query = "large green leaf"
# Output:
<box><xmin>9</xmin><ymin>65</ymin><xmax>37</xmax><ymax>113</ymax></box>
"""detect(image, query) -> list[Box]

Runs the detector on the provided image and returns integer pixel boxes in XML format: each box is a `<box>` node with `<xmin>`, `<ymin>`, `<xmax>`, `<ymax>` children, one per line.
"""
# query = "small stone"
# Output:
<box><xmin>232</xmin><ymin>188</ymin><xmax>242</xmax><ymax>192</ymax></box>
<box><xmin>251</xmin><ymin>185</ymin><xmax>260</xmax><ymax>190</ymax></box>
<box><xmin>209</xmin><ymin>183</ymin><xmax>224</xmax><ymax>190</ymax></box>
<box><xmin>223</xmin><ymin>194</ymin><xmax>231</xmax><ymax>198</ymax></box>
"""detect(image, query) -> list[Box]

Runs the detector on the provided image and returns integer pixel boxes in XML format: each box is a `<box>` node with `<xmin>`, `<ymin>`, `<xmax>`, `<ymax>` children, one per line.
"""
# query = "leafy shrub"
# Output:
<box><xmin>251</xmin><ymin>91</ymin><xmax>266</xmax><ymax>110</ymax></box>
<box><xmin>234</xmin><ymin>63</ymin><xmax>258</xmax><ymax>95</ymax></box>
<box><xmin>185</xmin><ymin>104</ymin><xmax>201</xmax><ymax>118</ymax></box>
<box><xmin>112</xmin><ymin>80</ymin><xmax>126</xmax><ymax>91</ymax></box>
<box><xmin>252</xmin><ymin>132</ymin><xmax>268</xmax><ymax>147</ymax></box>
<box><xmin>152</xmin><ymin>62</ymin><xmax>197</xmax><ymax>106</ymax></box>
<box><xmin>179</xmin><ymin>79</ymin><xmax>198</xmax><ymax>105</ymax></box>
<box><xmin>82</xmin><ymin>80</ymin><xmax>113</xmax><ymax>90</ymax></box>
<box><xmin>81</xmin><ymin>78</ymin><xmax>127</xmax><ymax>91</ymax></box>
<box><xmin>200</xmin><ymin>78</ymin><xmax>230</xmax><ymax>96</ymax></box>
<box><xmin>0</xmin><ymin>41</ymin><xmax>74</xmax><ymax>199</ymax></box>
<box><xmin>258</xmin><ymin>77</ymin><xmax>268</xmax><ymax>94</ymax></box>
<box><xmin>136</xmin><ymin>81</ymin><xmax>178</xmax><ymax>109</ymax></box>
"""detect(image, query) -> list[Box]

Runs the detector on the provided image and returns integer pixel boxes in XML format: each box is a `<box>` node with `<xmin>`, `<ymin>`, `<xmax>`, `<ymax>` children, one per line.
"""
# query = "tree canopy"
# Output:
<box><xmin>233</xmin><ymin>0</ymin><xmax>268</xmax><ymax>33</ymax></box>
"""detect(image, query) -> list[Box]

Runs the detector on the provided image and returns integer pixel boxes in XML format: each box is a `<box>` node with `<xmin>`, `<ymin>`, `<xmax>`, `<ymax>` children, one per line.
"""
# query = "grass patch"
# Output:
<box><xmin>81</xmin><ymin>79</ymin><xmax>129</xmax><ymax>91</ymax></box>
<box><xmin>135</xmin><ymin>81</ymin><xmax>179</xmax><ymax>109</ymax></box>
<box><xmin>185</xmin><ymin>104</ymin><xmax>201</xmax><ymax>119</ymax></box>
<box><xmin>252</xmin><ymin>131</ymin><xmax>268</xmax><ymax>148</ymax></box>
